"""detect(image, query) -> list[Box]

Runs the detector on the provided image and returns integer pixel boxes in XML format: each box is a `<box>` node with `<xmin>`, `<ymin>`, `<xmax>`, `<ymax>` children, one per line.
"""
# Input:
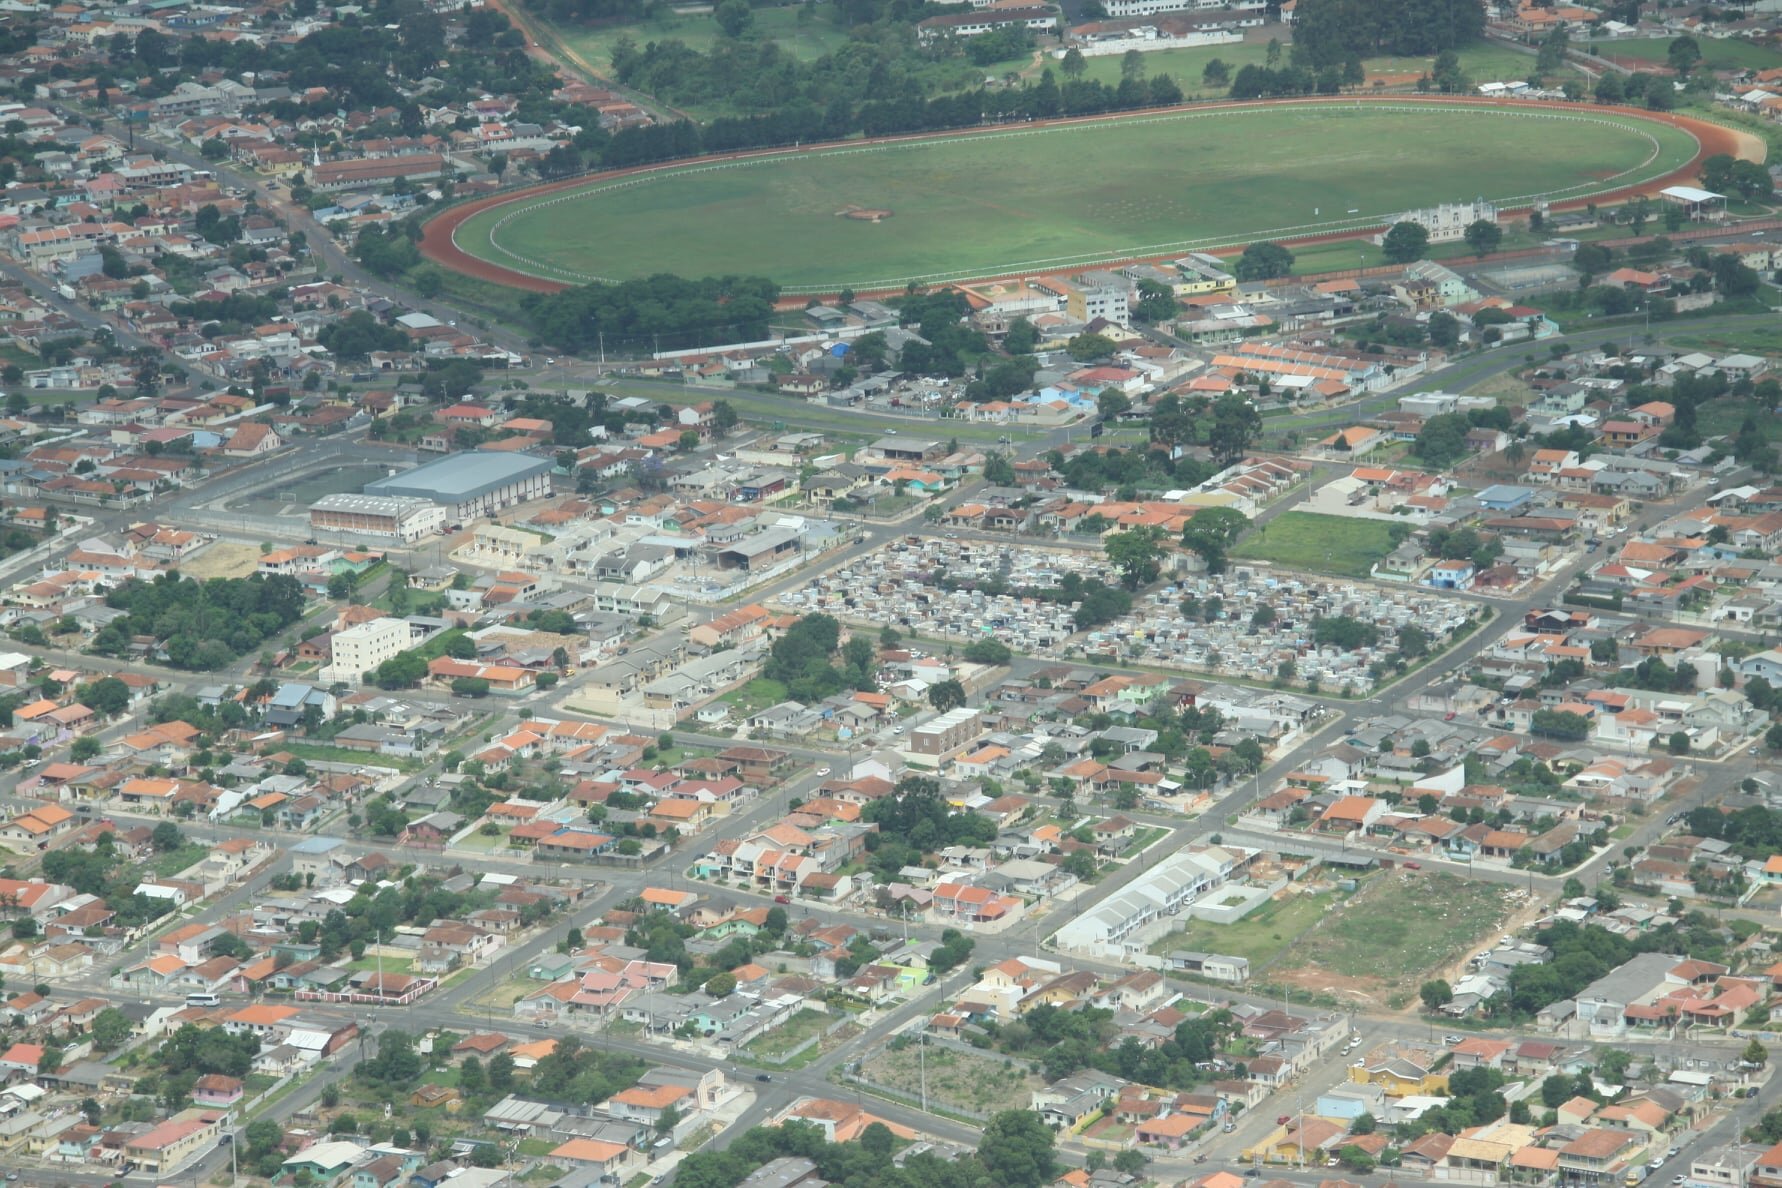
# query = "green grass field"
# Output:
<box><xmin>457</xmin><ymin>104</ymin><xmax>1697</xmax><ymax>291</ymax></box>
<box><xmin>1148</xmin><ymin>890</ymin><xmax>1334</xmax><ymax>971</ymax></box>
<box><xmin>1231</xmin><ymin>511</ymin><xmax>1402</xmax><ymax>579</ymax></box>
<box><xmin>1603</xmin><ymin>36</ymin><xmax>1782</xmax><ymax>72</ymax></box>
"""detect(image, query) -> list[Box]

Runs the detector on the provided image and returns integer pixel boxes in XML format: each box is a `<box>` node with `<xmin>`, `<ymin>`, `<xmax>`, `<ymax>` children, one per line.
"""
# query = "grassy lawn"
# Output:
<box><xmin>743</xmin><ymin>1007</ymin><xmax>830</xmax><ymax>1060</ymax></box>
<box><xmin>1295</xmin><ymin>871</ymin><xmax>1516</xmax><ymax>1005</ymax></box>
<box><xmin>1126</xmin><ymin>825</ymin><xmax>1170</xmax><ymax>855</ymax></box>
<box><xmin>456</xmin><ymin>105</ymin><xmax>1695</xmax><ymax>291</ymax></box>
<box><xmin>451</xmin><ymin>828</ymin><xmax>511</xmax><ymax>853</ymax></box>
<box><xmin>149</xmin><ymin>843</ymin><xmax>210</xmax><ymax>878</ymax></box>
<box><xmin>280</xmin><ymin>742</ymin><xmax>421</xmax><ymax>772</ymax></box>
<box><xmin>722</xmin><ymin>677</ymin><xmax>788</xmax><ymax>714</ymax></box>
<box><xmin>1604</xmin><ymin>36</ymin><xmax>1782</xmax><ymax>71</ymax></box>
<box><xmin>1148</xmin><ymin>889</ymin><xmax>1333</xmax><ymax>970</ymax></box>
<box><xmin>1672</xmin><ymin>329</ymin><xmax>1782</xmax><ymax>361</ymax></box>
<box><xmin>347</xmin><ymin>955</ymin><xmax>414</xmax><ymax>974</ymax></box>
<box><xmin>517</xmin><ymin>1138</ymin><xmax>557</xmax><ymax>1158</ymax></box>
<box><xmin>1695</xmin><ymin>396</ymin><xmax>1782</xmax><ymax>443</ymax></box>
<box><xmin>1231</xmin><ymin>511</ymin><xmax>1402</xmax><ymax>579</ymax></box>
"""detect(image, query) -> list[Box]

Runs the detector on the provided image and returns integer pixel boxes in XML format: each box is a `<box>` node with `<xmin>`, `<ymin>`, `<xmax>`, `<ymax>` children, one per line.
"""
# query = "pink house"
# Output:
<box><xmin>192</xmin><ymin>1073</ymin><xmax>244</xmax><ymax>1106</ymax></box>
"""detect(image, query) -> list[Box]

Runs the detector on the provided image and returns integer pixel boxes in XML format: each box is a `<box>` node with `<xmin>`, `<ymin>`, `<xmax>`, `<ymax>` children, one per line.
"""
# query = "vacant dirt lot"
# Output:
<box><xmin>1275</xmin><ymin>870</ymin><xmax>1518</xmax><ymax>1009</ymax></box>
<box><xmin>180</xmin><ymin>541</ymin><xmax>263</xmax><ymax>580</ymax></box>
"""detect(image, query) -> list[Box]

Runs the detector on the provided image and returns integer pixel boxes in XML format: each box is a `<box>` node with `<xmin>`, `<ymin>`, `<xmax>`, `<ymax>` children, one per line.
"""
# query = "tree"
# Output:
<box><xmin>1209</xmin><ymin>392</ymin><xmax>1262</xmax><ymax>465</ymax></box>
<box><xmin>964</xmin><ymin>638</ymin><xmax>1013</xmax><ymax>665</ymax></box>
<box><xmin>704</xmin><ymin>972</ymin><xmax>737</xmax><ymax>997</ymax></box>
<box><xmin>1181</xmin><ymin>506</ymin><xmax>1248</xmax><ymax>575</ymax></box>
<box><xmin>713</xmin><ymin>0</ymin><xmax>752</xmax><ymax>37</ymax></box>
<box><xmin>1463</xmin><ymin>219</ymin><xmax>1503</xmax><ymax>258</ymax></box>
<box><xmin>1061</xmin><ymin>48</ymin><xmax>1087</xmax><ymax>77</ymax></box>
<box><xmin>1352</xmin><ymin>1112</ymin><xmax>1377</xmax><ymax>1135</ymax></box>
<box><xmin>70</xmin><ymin>735</ymin><xmax>101</xmax><ymax>763</ymax></box>
<box><xmin>91</xmin><ymin>1007</ymin><xmax>132</xmax><ymax>1051</ymax></box>
<box><xmin>980</xmin><ymin>1109</ymin><xmax>1059</xmax><ymax>1188</ymax></box>
<box><xmin>927</xmin><ymin>679</ymin><xmax>966</xmax><ymax>713</ymax></box>
<box><xmin>711</xmin><ymin>400</ymin><xmax>739</xmax><ymax>435</ymax></box>
<box><xmin>80</xmin><ymin>676</ymin><xmax>132</xmax><ymax>717</ymax></box>
<box><xmin>1420</xmin><ymin>979</ymin><xmax>1453</xmax><ymax>1010</ymax></box>
<box><xmin>1667</xmin><ymin>35</ymin><xmax>1701</xmax><ymax>75</ymax></box>
<box><xmin>151</xmin><ymin>822</ymin><xmax>183</xmax><ymax>852</ymax></box>
<box><xmin>1068</xmin><ymin>332</ymin><xmax>1116</xmax><ymax>362</ymax></box>
<box><xmin>1097</xmin><ymin>389</ymin><xmax>1131</xmax><ymax>421</ymax></box>
<box><xmin>459</xmin><ymin>1055</ymin><xmax>485</xmax><ymax>1096</ymax></box>
<box><xmin>1427</xmin><ymin>311</ymin><xmax>1461</xmax><ymax>351</ymax></box>
<box><xmin>1745</xmin><ymin>1039</ymin><xmax>1768</xmax><ymax>1067</ymax></box>
<box><xmin>1416</xmin><ymin>413</ymin><xmax>1470</xmax><ymax>467</ymax></box>
<box><xmin>1668</xmin><ymin>731</ymin><xmax>1691</xmax><ymax>755</ymax></box>
<box><xmin>861</xmin><ymin>1122</ymin><xmax>895</xmax><ymax>1160</ymax></box>
<box><xmin>1596</xmin><ymin>1048</ymin><xmax>1632</xmax><ymax>1083</ymax></box>
<box><xmin>678</xmin><ymin>430</ymin><xmax>700</xmax><ymax>451</ymax></box>
<box><xmin>1105</xmin><ymin>525</ymin><xmax>1169</xmax><ymax>591</ymax></box>
<box><xmin>1114</xmin><ymin>1149</ymin><xmax>1149</xmax><ymax>1176</ymax></box>
<box><xmin>1381</xmin><ymin>221</ymin><xmax>1430</xmax><ymax>264</ymax></box>
<box><xmin>1236</xmin><ymin>240</ymin><xmax>1294</xmax><ymax>281</ymax></box>
<box><xmin>1202</xmin><ymin>57</ymin><xmax>1231</xmax><ymax>87</ymax></box>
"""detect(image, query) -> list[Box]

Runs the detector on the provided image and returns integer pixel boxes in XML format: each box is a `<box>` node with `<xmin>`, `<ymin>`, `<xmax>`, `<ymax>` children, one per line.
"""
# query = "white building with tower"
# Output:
<box><xmin>1381</xmin><ymin>198</ymin><xmax>1498</xmax><ymax>244</ymax></box>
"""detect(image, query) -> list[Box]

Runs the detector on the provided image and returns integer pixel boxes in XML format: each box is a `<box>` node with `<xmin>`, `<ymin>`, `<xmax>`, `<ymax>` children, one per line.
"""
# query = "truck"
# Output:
<box><xmin>1626</xmin><ymin>1167</ymin><xmax>1650</xmax><ymax>1187</ymax></box>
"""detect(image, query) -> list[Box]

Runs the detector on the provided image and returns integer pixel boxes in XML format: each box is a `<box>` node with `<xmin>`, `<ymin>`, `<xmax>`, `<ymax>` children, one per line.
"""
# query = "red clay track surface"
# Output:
<box><xmin>419</xmin><ymin>96</ymin><xmax>1750</xmax><ymax>299</ymax></box>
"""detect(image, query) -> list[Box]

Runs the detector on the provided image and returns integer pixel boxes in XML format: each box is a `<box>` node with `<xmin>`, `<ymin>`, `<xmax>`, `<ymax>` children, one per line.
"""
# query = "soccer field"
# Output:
<box><xmin>452</xmin><ymin>102</ymin><xmax>1700</xmax><ymax>291</ymax></box>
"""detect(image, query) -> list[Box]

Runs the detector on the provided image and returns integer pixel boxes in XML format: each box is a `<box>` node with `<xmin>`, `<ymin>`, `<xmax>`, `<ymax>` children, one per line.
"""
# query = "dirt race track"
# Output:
<box><xmin>419</xmin><ymin>95</ymin><xmax>1755</xmax><ymax>301</ymax></box>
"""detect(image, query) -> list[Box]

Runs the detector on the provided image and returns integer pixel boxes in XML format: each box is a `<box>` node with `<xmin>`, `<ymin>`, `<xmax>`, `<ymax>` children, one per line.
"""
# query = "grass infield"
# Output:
<box><xmin>452</xmin><ymin>102</ymin><xmax>1698</xmax><ymax>292</ymax></box>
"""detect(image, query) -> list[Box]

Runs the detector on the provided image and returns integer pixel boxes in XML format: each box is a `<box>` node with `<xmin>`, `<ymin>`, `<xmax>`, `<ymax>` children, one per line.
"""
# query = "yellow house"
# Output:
<box><xmin>1242</xmin><ymin>1116</ymin><xmax>1348</xmax><ymax>1166</ymax></box>
<box><xmin>1349</xmin><ymin>1057</ymin><xmax>1449</xmax><ymax>1098</ymax></box>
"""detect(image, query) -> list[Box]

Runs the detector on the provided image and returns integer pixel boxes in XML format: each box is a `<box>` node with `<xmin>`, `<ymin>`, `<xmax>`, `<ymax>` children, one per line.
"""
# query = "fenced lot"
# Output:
<box><xmin>856</xmin><ymin>1039</ymin><xmax>1043</xmax><ymax>1118</ymax></box>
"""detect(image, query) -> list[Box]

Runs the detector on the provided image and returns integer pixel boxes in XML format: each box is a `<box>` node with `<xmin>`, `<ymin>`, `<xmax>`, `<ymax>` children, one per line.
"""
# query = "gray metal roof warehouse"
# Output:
<box><xmin>363</xmin><ymin>451</ymin><xmax>554</xmax><ymax>503</ymax></box>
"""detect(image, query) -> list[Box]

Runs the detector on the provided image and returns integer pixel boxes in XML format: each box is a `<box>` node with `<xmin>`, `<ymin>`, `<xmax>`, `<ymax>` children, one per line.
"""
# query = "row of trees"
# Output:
<box><xmin>520</xmin><ymin>273</ymin><xmax>780</xmax><ymax>355</ymax></box>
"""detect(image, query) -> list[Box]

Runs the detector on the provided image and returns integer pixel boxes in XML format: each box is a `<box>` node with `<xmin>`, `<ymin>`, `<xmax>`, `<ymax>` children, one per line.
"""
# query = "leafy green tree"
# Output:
<box><xmin>980</xmin><ymin>1110</ymin><xmax>1058</xmax><ymax>1188</ymax></box>
<box><xmin>927</xmin><ymin>679</ymin><xmax>966</xmax><ymax>713</ymax></box>
<box><xmin>1235</xmin><ymin>240</ymin><xmax>1294</xmax><ymax>281</ymax></box>
<box><xmin>1068</xmin><ymin>332</ymin><xmax>1116</xmax><ymax>362</ymax></box>
<box><xmin>713</xmin><ymin>0</ymin><xmax>752</xmax><ymax>37</ymax></box>
<box><xmin>1415</xmin><ymin>412</ymin><xmax>1471</xmax><ymax>467</ymax></box>
<box><xmin>1201</xmin><ymin>58</ymin><xmax>1231</xmax><ymax>87</ymax></box>
<box><xmin>1209</xmin><ymin>392</ymin><xmax>1262</xmax><ymax>465</ymax></box>
<box><xmin>1181</xmin><ymin>507</ymin><xmax>1248</xmax><ymax>575</ymax></box>
<box><xmin>1428</xmin><ymin>311</ymin><xmax>1461</xmax><ymax>351</ymax></box>
<box><xmin>1667</xmin><ymin>35</ymin><xmax>1701</xmax><ymax>74</ymax></box>
<box><xmin>1381</xmin><ymin>221</ymin><xmax>1430</xmax><ymax>264</ymax></box>
<box><xmin>1105</xmin><ymin>525</ymin><xmax>1169</xmax><ymax>591</ymax></box>
<box><xmin>964</xmin><ymin>638</ymin><xmax>1013</xmax><ymax>665</ymax></box>
<box><xmin>1420</xmin><ymin>979</ymin><xmax>1453</xmax><ymax>1010</ymax></box>
<box><xmin>1463</xmin><ymin>219</ymin><xmax>1502</xmax><ymax>258</ymax></box>
<box><xmin>91</xmin><ymin>1008</ymin><xmax>133</xmax><ymax>1051</ymax></box>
